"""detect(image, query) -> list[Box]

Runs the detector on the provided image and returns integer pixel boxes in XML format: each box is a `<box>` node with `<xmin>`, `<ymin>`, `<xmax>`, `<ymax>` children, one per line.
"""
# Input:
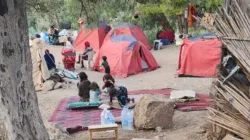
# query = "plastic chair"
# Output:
<box><xmin>153</xmin><ymin>40</ymin><xmax>163</xmax><ymax>50</ymax></box>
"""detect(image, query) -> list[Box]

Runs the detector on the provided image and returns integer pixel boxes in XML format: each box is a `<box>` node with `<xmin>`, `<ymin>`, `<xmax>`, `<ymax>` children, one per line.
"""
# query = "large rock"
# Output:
<box><xmin>42</xmin><ymin>80</ymin><xmax>56</xmax><ymax>91</ymax></box>
<box><xmin>134</xmin><ymin>95</ymin><xmax>174</xmax><ymax>130</ymax></box>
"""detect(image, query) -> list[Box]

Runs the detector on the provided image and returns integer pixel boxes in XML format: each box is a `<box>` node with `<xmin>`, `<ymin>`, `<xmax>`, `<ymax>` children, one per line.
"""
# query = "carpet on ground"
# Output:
<box><xmin>48</xmin><ymin>88</ymin><xmax>210</xmax><ymax>130</ymax></box>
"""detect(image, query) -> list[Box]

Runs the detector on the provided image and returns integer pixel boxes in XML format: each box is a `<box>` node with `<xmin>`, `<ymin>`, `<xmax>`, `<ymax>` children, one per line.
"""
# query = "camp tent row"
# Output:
<box><xmin>74</xmin><ymin>23</ymin><xmax>152</xmax><ymax>52</ymax></box>
<box><xmin>74</xmin><ymin>23</ymin><xmax>157</xmax><ymax>78</ymax></box>
<box><xmin>74</xmin><ymin>22</ymin><xmax>221</xmax><ymax>78</ymax></box>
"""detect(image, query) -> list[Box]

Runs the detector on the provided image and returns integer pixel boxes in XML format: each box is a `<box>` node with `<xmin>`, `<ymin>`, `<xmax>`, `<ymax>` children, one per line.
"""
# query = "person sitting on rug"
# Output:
<box><xmin>77</xmin><ymin>72</ymin><xmax>91</xmax><ymax>102</ymax></box>
<box><xmin>102</xmin><ymin>74</ymin><xmax>115</xmax><ymax>90</ymax></box>
<box><xmin>103</xmin><ymin>81</ymin><xmax>134</xmax><ymax>107</ymax></box>
<box><xmin>89</xmin><ymin>82</ymin><xmax>101</xmax><ymax>102</ymax></box>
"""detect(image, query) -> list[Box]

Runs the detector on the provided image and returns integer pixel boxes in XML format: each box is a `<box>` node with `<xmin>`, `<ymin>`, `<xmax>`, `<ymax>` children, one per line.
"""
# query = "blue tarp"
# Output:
<box><xmin>111</xmin><ymin>35</ymin><xmax>137</xmax><ymax>50</ymax></box>
<box><xmin>188</xmin><ymin>33</ymin><xmax>216</xmax><ymax>41</ymax></box>
<box><xmin>39</xmin><ymin>32</ymin><xmax>50</xmax><ymax>43</ymax></box>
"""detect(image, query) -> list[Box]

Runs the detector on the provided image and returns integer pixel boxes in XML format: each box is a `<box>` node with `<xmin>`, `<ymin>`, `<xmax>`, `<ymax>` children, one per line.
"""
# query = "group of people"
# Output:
<box><xmin>74</xmin><ymin>41</ymin><xmax>110</xmax><ymax>74</ymax></box>
<box><xmin>30</xmin><ymin>34</ymin><xmax>57</xmax><ymax>91</ymax></box>
<box><xmin>77</xmin><ymin>73</ymin><xmax>133</xmax><ymax>107</ymax></box>
<box><xmin>48</xmin><ymin>26</ymin><xmax>59</xmax><ymax>45</ymax></box>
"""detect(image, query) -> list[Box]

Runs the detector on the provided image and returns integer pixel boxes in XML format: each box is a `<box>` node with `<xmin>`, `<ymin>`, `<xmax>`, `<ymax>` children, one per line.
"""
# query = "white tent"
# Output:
<box><xmin>59</xmin><ymin>29</ymin><xmax>70</xmax><ymax>36</ymax></box>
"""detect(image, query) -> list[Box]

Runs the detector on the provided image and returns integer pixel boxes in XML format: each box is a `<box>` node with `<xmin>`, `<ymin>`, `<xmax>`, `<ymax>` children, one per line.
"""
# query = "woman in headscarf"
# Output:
<box><xmin>44</xmin><ymin>49</ymin><xmax>56</xmax><ymax>70</ymax></box>
<box><xmin>30</xmin><ymin>34</ymin><xmax>50</xmax><ymax>91</ymax></box>
<box><xmin>77</xmin><ymin>72</ymin><xmax>91</xmax><ymax>102</ymax></box>
<box><xmin>76</xmin><ymin>41</ymin><xmax>93</xmax><ymax>68</ymax></box>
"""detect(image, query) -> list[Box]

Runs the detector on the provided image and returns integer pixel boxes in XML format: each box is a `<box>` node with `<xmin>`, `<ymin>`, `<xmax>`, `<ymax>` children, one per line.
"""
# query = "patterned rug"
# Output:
<box><xmin>48</xmin><ymin>88</ymin><xmax>210</xmax><ymax>129</ymax></box>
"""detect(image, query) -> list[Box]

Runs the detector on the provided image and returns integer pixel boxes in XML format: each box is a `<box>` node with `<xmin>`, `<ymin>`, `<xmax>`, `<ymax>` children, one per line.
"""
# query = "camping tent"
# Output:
<box><xmin>177</xmin><ymin>37</ymin><xmax>221</xmax><ymax>77</ymax></box>
<box><xmin>104</xmin><ymin>23</ymin><xmax>152</xmax><ymax>49</ymax></box>
<box><xmin>73</xmin><ymin>23</ymin><xmax>109</xmax><ymax>52</ymax></box>
<box><xmin>188</xmin><ymin>33</ymin><xmax>216</xmax><ymax>41</ymax></box>
<box><xmin>59</xmin><ymin>29</ymin><xmax>70</xmax><ymax>36</ymax></box>
<box><xmin>93</xmin><ymin>35</ymin><xmax>159</xmax><ymax>78</ymax></box>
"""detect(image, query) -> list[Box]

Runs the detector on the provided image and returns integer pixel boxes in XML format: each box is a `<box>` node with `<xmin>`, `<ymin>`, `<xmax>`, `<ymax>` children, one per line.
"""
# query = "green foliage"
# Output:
<box><xmin>26</xmin><ymin>0</ymin><xmax>222</xmax><ymax>40</ymax></box>
<box><xmin>204</xmin><ymin>0</ymin><xmax>223</xmax><ymax>12</ymax></box>
<box><xmin>137</xmin><ymin>0</ymin><xmax>189</xmax><ymax>16</ymax></box>
<box><xmin>137</xmin><ymin>0</ymin><xmax>223</xmax><ymax>16</ymax></box>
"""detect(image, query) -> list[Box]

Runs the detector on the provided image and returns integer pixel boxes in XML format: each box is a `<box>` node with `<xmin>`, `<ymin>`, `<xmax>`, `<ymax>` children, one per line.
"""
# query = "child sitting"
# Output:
<box><xmin>89</xmin><ymin>82</ymin><xmax>101</xmax><ymax>102</ymax></box>
<box><xmin>77</xmin><ymin>72</ymin><xmax>91</xmax><ymax>102</ymax></box>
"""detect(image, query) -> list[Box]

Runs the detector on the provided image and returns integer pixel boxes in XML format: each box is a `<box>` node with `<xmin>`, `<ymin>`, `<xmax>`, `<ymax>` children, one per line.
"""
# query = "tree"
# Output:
<box><xmin>137</xmin><ymin>0</ymin><xmax>190</xmax><ymax>33</ymax></box>
<box><xmin>136</xmin><ymin>0</ymin><xmax>174</xmax><ymax>30</ymax></box>
<box><xmin>0</xmin><ymin>0</ymin><xmax>49</xmax><ymax>139</ymax></box>
<box><xmin>137</xmin><ymin>0</ymin><xmax>223</xmax><ymax>33</ymax></box>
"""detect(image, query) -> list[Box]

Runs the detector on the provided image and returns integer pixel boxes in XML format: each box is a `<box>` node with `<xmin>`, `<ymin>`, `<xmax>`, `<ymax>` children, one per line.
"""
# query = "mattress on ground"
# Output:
<box><xmin>68</xmin><ymin>102</ymin><xmax>102</xmax><ymax>110</ymax></box>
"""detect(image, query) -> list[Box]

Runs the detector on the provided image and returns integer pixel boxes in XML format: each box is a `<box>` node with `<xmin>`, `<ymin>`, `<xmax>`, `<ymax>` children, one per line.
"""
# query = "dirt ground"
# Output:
<box><xmin>36</xmin><ymin>45</ymin><xmax>214</xmax><ymax>140</ymax></box>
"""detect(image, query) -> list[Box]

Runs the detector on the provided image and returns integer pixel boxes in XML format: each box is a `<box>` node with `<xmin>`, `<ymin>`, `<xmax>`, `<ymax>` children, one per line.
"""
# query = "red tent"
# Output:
<box><xmin>177</xmin><ymin>38</ymin><xmax>221</xmax><ymax>77</ymax></box>
<box><xmin>104</xmin><ymin>23</ymin><xmax>152</xmax><ymax>49</ymax></box>
<box><xmin>93</xmin><ymin>35</ymin><xmax>159</xmax><ymax>78</ymax></box>
<box><xmin>74</xmin><ymin>24</ymin><xmax>108</xmax><ymax>52</ymax></box>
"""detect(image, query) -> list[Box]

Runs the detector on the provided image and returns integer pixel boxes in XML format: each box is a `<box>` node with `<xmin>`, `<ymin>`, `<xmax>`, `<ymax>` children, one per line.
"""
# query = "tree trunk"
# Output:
<box><xmin>0</xmin><ymin>0</ymin><xmax>49</xmax><ymax>140</ymax></box>
<box><xmin>55</xmin><ymin>13</ymin><xmax>60</xmax><ymax>28</ymax></box>
<box><xmin>78</xmin><ymin>0</ymin><xmax>90</xmax><ymax>23</ymax></box>
<box><xmin>184</xmin><ymin>17</ymin><xmax>188</xmax><ymax>34</ymax></box>
<box><xmin>79</xmin><ymin>0</ymin><xmax>84</xmax><ymax>17</ymax></box>
<box><xmin>177</xmin><ymin>15</ymin><xmax>183</xmax><ymax>34</ymax></box>
<box><xmin>151</xmin><ymin>13</ymin><xmax>173</xmax><ymax>30</ymax></box>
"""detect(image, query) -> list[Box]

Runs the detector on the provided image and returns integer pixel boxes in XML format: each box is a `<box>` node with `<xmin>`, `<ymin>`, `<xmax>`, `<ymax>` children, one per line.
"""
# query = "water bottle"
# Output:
<box><xmin>107</xmin><ymin>110</ymin><xmax>115</xmax><ymax>124</ymax></box>
<box><xmin>127</xmin><ymin>110</ymin><xmax>134</xmax><ymax>130</ymax></box>
<box><xmin>101</xmin><ymin>108</ymin><xmax>107</xmax><ymax>125</ymax></box>
<box><xmin>121</xmin><ymin>105</ymin><xmax>129</xmax><ymax>130</ymax></box>
<box><xmin>104</xmin><ymin>111</ymin><xmax>109</xmax><ymax>124</ymax></box>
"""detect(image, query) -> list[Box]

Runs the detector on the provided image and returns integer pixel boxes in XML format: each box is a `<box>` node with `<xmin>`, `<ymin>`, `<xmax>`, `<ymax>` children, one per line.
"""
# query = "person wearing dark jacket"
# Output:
<box><xmin>102</xmin><ymin>81</ymin><xmax>134</xmax><ymax>107</ymax></box>
<box><xmin>44</xmin><ymin>49</ymin><xmax>56</xmax><ymax>70</ymax></box>
<box><xmin>101</xmin><ymin>56</ymin><xmax>110</xmax><ymax>74</ymax></box>
<box><xmin>77</xmin><ymin>72</ymin><xmax>91</xmax><ymax>102</ymax></box>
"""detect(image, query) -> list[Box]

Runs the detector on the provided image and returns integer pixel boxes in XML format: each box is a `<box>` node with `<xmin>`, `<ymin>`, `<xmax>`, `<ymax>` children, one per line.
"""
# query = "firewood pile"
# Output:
<box><xmin>197</xmin><ymin>0</ymin><xmax>250</xmax><ymax>139</ymax></box>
